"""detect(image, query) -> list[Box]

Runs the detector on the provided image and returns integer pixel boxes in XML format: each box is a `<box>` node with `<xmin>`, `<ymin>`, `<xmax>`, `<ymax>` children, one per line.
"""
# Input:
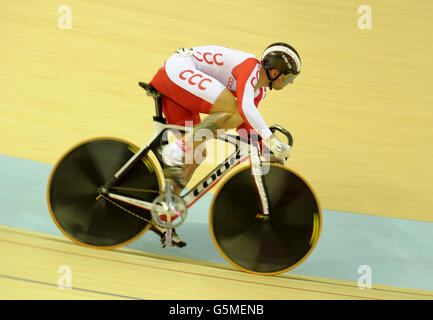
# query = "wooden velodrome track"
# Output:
<box><xmin>2</xmin><ymin>226</ymin><xmax>432</xmax><ymax>300</ymax></box>
<box><xmin>1</xmin><ymin>0</ymin><xmax>432</xmax><ymax>299</ymax></box>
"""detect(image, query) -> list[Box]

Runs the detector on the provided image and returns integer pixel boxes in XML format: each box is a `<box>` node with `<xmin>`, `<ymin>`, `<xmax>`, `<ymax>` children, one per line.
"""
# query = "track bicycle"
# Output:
<box><xmin>47</xmin><ymin>82</ymin><xmax>322</xmax><ymax>275</ymax></box>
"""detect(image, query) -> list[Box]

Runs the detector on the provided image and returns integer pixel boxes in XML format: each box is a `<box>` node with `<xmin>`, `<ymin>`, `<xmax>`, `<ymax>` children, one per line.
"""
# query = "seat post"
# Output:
<box><xmin>155</xmin><ymin>95</ymin><xmax>163</xmax><ymax>118</ymax></box>
<box><xmin>138</xmin><ymin>82</ymin><xmax>165</xmax><ymax>121</ymax></box>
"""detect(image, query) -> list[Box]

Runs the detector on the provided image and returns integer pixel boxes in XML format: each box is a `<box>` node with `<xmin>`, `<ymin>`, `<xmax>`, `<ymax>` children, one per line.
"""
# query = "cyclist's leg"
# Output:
<box><xmin>209</xmin><ymin>95</ymin><xmax>245</xmax><ymax>130</ymax></box>
<box><xmin>190</xmin><ymin>89</ymin><xmax>241</xmax><ymax>135</ymax></box>
<box><xmin>159</xmin><ymin>95</ymin><xmax>207</xmax><ymax>193</ymax></box>
<box><xmin>149</xmin><ymin>55</ymin><xmax>243</xmax><ymax>188</ymax></box>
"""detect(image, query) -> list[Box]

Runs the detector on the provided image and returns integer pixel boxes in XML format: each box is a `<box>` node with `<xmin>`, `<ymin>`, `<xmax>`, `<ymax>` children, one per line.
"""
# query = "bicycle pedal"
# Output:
<box><xmin>161</xmin><ymin>235</ymin><xmax>186</xmax><ymax>248</ymax></box>
<box><xmin>157</xmin><ymin>228</ymin><xmax>187</xmax><ymax>248</ymax></box>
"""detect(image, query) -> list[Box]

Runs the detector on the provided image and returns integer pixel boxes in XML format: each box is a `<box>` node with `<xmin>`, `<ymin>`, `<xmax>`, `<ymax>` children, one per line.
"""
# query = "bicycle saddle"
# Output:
<box><xmin>139</xmin><ymin>82</ymin><xmax>162</xmax><ymax>98</ymax></box>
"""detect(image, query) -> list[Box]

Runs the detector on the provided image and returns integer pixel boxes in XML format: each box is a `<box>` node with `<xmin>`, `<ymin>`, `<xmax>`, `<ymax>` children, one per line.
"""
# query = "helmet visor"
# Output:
<box><xmin>283</xmin><ymin>72</ymin><xmax>297</xmax><ymax>84</ymax></box>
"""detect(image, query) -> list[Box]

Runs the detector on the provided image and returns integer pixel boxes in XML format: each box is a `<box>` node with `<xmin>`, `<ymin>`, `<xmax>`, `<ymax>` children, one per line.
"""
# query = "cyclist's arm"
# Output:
<box><xmin>233</xmin><ymin>58</ymin><xmax>273</xmax><ymax>141</ymax></box>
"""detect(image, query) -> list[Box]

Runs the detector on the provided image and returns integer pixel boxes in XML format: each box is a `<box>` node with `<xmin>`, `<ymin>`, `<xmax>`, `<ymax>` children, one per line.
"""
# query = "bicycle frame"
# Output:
<box><xmin>102</xmin><ymin>118</ymin><xmax>253</xmax><ymax>211</ymax></box>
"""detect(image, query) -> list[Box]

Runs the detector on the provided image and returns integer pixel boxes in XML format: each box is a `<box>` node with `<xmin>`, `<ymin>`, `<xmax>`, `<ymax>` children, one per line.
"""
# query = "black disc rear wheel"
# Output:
<box><xmin>47</xmin><ymin>138</ymin><xmax>161</xmax><ymax>249</ymax></box>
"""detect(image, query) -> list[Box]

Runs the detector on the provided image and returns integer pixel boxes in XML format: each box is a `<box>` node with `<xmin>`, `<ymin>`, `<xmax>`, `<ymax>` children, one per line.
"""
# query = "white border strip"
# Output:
<box><xmin>262</xmin><ymin>45</ymin><xmax>301</xmax><ymax>72</ymax></box>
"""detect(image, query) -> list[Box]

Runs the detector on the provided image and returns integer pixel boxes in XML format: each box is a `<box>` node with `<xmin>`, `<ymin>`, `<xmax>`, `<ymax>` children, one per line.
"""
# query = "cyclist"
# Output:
<box><xmin>148</xmin><ymin>42</ymin><xmax>301</xmax><ymax>247</ymax></box>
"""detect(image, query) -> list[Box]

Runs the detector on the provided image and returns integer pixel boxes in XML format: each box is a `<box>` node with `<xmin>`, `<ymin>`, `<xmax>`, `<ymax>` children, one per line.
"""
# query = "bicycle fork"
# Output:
<box><xmin>250</xmin><ymin>145</ymin><xmax>270</xmax><ymax>220</ymax></box>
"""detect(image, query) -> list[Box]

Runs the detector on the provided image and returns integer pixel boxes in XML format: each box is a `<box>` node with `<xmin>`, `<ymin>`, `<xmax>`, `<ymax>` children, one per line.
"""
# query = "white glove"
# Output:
<box><xmin>175</xmin><ymin>47</ymin><xmax>194</xmax><ymax>57</ymax></box>
<box><xmin>267</xmin><ymin>135</ymin><xmax>291</xmax><ymax>160</ymax></box>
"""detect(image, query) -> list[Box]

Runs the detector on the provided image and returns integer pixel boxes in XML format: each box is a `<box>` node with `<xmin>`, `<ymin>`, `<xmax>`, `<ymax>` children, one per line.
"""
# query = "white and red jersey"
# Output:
<box><xmin>190</xmin><ymin>46</ymin><xmax>271</xmax><ymax>140</ymax></box>
<box><xmin>150</xmin><ymin>45</ymin><xmax>273</xmax><ymax>140</ymax></box>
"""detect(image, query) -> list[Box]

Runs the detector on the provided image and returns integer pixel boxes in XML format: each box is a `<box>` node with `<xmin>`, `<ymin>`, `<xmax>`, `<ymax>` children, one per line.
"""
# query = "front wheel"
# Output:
<box><xmin>209</xmin><ymin>164</ymin><xmax>321</xmax><ymax>275</ymax></box>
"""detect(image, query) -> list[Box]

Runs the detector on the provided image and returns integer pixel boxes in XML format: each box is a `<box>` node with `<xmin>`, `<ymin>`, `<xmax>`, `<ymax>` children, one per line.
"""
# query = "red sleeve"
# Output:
<box><xmin>232</xmin><ymin>58</ymin><xmax>273</xmax><ymax>140</ymax></box>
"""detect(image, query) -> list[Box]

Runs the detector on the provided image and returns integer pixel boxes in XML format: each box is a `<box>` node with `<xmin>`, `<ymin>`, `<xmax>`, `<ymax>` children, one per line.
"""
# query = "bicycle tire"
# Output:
<box><xmin>47</xmin><ymin>137</ymin><xmax>162</xmax><ymax>249</ymax></box>
<box><xmin>209</xmin><ymin>163</ymin><xmax>321</xmax><ymax>275</ymax></box>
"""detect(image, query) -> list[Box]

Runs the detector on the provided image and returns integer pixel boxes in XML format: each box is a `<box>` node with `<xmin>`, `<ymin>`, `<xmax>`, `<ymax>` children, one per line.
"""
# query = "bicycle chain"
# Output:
<box><xmin>98</xmin><ymin>192</ymin><xmax>153</xmax><ymax>224</ymax></box>
<box><xmin>110</xmin><ymin>186</ymin><xmax>160</xmax><ymax>194</ymax></box>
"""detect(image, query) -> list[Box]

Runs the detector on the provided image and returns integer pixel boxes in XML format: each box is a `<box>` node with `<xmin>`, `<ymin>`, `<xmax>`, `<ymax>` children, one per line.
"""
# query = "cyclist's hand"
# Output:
<box><xmin>175</xmin><ymin>47</ymin><xmax>194</xmax><ymax>56</ymax></box>
<box><xmin>265</xmin><ymin>134</ymin><xmax>291</xmax><ymax>160</ymax></box>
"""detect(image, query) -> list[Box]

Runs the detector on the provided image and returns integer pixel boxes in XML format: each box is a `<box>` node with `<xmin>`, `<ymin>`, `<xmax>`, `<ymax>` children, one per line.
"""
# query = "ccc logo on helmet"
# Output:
<box><xmin>179</xmin><ymin>70</ymin><xmax>212</xmax><ymax>90</ymax></box>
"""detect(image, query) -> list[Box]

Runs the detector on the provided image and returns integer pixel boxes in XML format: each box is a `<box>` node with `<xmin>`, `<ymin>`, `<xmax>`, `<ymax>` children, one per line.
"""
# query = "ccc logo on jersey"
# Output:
<box><xmin>179</xmin><ymin>70</ymin><xmax>212</xmax><ymax>91</ymax></box>
<box><xmin>193</xmin><ymin>51</ymin><xmax>224</xmax><ymax>66</ymax></box>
